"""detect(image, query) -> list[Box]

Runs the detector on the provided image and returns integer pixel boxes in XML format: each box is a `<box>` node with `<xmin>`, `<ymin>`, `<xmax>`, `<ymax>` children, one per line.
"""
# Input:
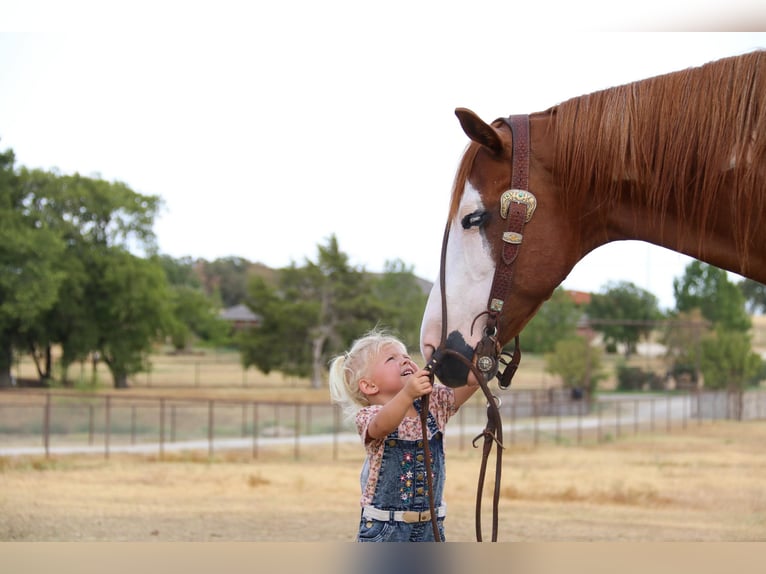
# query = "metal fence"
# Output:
<box><xmin>1</xmin><ymin>389</ymin><xmax>764</xmax><ymax>460</ymax></box>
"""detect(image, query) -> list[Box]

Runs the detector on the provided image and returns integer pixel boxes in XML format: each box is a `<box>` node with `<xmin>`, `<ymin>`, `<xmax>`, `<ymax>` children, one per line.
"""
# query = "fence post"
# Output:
<box><xmin>159</xmin><ymin>398</ymin><xmax>165</xmax><ymax>461</ymax></box>
<box><xmin>597</xmin><ymin>402</ymin><xmax>602</xmax><ymax>443</ymax></box>
<box><xmin>333</xmin><ymin>404</ymin><xmax>340</xmax><ymax>461</ymax></box>
<box><xmin>666</xmin><ymin>393</ymin><xmax>671</xmax><ymax>433</ymax></box>
<box><xmin>104</xmin><ymin>395</ymin><xmax>111</xmax><ymax>460</ymax></box>
<box><xmin>510</xmin><ymin>400</ymin><xmax>516</xmax><ymax>446</ymax></box>
<box><xmin>89</xmin><ymin>404</ymin><xmax>95</xmax><ymax>445</ymax></box>
<box><xmin>294</xmin><ymin>403</ymin><xmax>300</xmax><ymax>461</ymax></box>
<box><xmin>131</xmin><ymin>405</ymin><xmax>136</xmax><ymax>445</ymax></box>
<box><xmin>43</xmin><ymin>392</ymin><xmax>51</xmax><ymax>459</ymax></box>
<box><xmin>252</xmin><ymin>402</ymin><xmax>259</xmax><ymax>460</ymax></box>
<box><xmin>208</xmin><ymin>400</ymin><xmax>215</xmax><ymax>459</ymax></box>
<box><xmin>170</xmin><ymin>404</ymin><xmax>176</xmax><ymax>443</ymax></box>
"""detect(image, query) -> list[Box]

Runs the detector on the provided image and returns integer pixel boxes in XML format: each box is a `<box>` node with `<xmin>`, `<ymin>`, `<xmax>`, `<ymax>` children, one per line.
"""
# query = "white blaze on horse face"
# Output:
<box><xmin>421</xmin><ymin>182</ymin><xmax>496</xmax><ymax>358</ymax></box>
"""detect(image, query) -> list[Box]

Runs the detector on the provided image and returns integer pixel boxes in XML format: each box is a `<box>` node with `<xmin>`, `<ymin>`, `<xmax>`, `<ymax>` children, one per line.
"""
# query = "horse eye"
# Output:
<box><xmin>461</xmin><ymin>211</ymin><xmax>489</xmax><ymax>229</ymax></box>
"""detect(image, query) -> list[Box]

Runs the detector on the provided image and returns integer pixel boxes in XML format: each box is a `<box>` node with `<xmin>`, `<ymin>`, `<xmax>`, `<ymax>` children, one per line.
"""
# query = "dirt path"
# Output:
<box><xmin>2</xmin><ymin>421</ymin><xmax>765</xmax><ymax>542</ymax></box>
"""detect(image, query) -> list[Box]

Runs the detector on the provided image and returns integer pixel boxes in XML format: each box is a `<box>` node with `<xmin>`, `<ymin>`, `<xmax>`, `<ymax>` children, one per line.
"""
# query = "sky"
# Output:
<box><xmin>1</xmin><ymin>6</ymin><xmax>765</xmax><ymax>310</ymax></box>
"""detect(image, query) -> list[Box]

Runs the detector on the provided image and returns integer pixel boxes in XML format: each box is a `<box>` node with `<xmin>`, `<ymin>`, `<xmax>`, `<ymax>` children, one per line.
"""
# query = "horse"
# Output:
<box><xmin>420</xmin><ymin>50</ymin><xmax>766</xmax><ymax>389</ymax></box>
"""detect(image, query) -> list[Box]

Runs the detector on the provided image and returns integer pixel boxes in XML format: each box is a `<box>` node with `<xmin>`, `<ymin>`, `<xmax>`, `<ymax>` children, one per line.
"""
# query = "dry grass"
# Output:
<box><xmin>5</xmin><ymin>347</ymin><xmax>766</xmax><ymax>542</ymax></box>
<box><xmin>1</xmin><ymin>421</ymin><xmax>765</xmax><ymax>542</ymax></box>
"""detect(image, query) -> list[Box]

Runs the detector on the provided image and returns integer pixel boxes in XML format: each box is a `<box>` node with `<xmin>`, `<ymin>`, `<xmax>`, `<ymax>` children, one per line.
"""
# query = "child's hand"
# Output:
<box><xmin>404</xmin><ymin>369</ymin><xmax>433</xmax><ymax>399</ymax></box>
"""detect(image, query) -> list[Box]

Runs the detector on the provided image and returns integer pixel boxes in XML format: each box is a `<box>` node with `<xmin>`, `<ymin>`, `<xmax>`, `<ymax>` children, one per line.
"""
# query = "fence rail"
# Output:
<box><xmin>1</xmin><ymin>389</ymin><xmax>764</xmax><ymax>460</ymax></box>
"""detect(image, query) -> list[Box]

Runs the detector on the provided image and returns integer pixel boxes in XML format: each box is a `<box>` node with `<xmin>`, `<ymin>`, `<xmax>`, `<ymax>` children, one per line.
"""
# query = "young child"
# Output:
<box><xmin>329</xmin><ymin>329</ymin><xmax>479</xmax><ymax>542</ymax></box>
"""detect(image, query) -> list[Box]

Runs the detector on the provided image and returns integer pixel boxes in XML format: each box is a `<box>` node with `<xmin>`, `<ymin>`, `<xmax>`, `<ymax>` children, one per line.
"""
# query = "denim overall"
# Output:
<box><xmin>357</xmin><ymin>398</ymin><xmax>446</xmax><ymax>542</ymax></box>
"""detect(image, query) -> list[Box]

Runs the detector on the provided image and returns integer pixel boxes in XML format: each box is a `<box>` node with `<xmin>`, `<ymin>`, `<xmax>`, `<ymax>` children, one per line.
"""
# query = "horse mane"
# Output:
<box><xmin>552</xmin><ymin>50</ymin><xmax>766</xmax><ymax>264</ymax></box>
<box><xmin>448</xmin><ymin>142</ymin><xmax>478</xmax><ymax>221</ymax></box>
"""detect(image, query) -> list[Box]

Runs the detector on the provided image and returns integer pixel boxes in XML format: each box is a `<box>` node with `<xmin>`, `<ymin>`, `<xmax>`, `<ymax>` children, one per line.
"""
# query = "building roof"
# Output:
<box><xmin>219</xmin><ymin>304</ymin><xmax>260</xmax><ymax>322</ymax></box>
<box><xmin>566</xmin><ymin>290</ymin><xmax>592</xmax><ymax>306</ymax></box>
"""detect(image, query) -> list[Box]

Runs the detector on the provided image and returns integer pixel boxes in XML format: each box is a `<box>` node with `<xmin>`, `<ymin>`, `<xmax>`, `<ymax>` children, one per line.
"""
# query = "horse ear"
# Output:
<box><xmin>455</xmin><ymin>108</ymin><xmax>504</xmax><ymax>155</ymax></box>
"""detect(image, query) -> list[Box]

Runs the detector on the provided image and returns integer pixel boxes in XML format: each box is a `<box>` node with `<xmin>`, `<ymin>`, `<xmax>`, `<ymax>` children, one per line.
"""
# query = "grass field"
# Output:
<box><xmin>1</xmin><ymin>420</ymin><xmax>765</xmax><ymax>542</ymax></box>
<box><xmin>3</xmin><ymin>348</ymin><xmax>766</xmax><ymax>542</ymax></box>
<box><xmin>10</xmin><ymin>344</ymin><xmax>677</xmax><ymax>404</ymax></box>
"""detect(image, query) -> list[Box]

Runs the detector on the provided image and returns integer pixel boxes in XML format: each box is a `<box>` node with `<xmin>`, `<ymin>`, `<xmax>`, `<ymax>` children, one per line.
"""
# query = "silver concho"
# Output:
<box><xmin>499</xmin><ymin>189</ymin><xmax>537</xmax><ymax>222</ymax></box>
<box><xmin>477</xmin><ymin>355</ymin><xmax>495</xmax><ymax>373</ymax></box>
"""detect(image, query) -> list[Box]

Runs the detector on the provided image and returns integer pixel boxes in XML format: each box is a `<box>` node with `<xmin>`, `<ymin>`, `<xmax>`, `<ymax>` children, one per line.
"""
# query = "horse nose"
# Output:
<box><xmin>431</xmin><ymin>331</ymin><xmax>474</xmax><ymax>388</ymax></box>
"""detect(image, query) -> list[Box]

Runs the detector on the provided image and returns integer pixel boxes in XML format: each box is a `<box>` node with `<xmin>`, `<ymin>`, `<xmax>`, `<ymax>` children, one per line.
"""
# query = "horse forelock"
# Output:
<box><xmin>552</xmin><ymin>50</ymin><xmax>766</xmax><ymax>269</ymax></box>
<box><xmin>448</xmin><ymin>142</ymin><xmax>481</xmax><ymax>222</ymax></box>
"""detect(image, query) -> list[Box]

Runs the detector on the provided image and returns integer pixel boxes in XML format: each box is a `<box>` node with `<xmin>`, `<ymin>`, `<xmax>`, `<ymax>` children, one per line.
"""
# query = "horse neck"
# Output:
<box><xmin>531</xmin><ymin>111</ymin><xmax>766</xmax><ymax>284</ymax></box>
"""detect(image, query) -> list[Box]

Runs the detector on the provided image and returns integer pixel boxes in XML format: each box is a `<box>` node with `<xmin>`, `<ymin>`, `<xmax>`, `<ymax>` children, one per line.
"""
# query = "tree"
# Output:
<box><xmin>158</xmin><ymin>255</ymin><xmax>228</xmax><ymax>351</ymax></box>
<box><xmin>738</xmin><ymin>278</ymin><xmax>766</xmax><ymax>315</ymax></box>
<box><xmin>198</xmin><ymin>257</ymin><xmax>252</xmax><ymax>307</ymax></box>
<box><xmin>658</xmin><ymin>308</ymin><xmax>710</xmax><ymax>386</ymax></box>
<box><xmin>240</xmin><ymin>235</ymin><xmax>379</xmax><ymax>388</ymax></box>
<box><xmin>520</xmin><ymin>287</ymin><xmax>581</xmax><ymax>353</ymax></box>
<box><xmin>369</xmin><ymin>259</ymin><xmax>428</xmax><ymax>350</ymax></box>
<box><xmin>587</xmin><ymin>281</ymin><xmax>661</xmax><ymax>356</ymax></box>
<box><xmin>0</xmin><ymin>154</ymin><xmax>65</xmax><ymax>387</ymax></box>
<box><xmin>699</xmin><ymin>327</ymin><xmax>763</xmax><ymax>419</ymax></box>
<box><xmin>92</xmin><ymin>250</ymin><xmax>172</xmax><ymax>388</ymax></box>
<box><xmin>544</xmin><ymin>336</ymin><xmax>605</xmax><ymax>395</ymax></box>
<box><xmin>157</xmin><ymin>255</ymin><xmax>204</xmax><ymax>290</ymax></box>
<box><xmin>673</xmin><ymin>261</ymin><xmax>751</xmax><ymax>331</ymax></box>
<box><xmin>17</xmin><ymin>170</ymin><xmax>166</xmax><ymax>388</ymax></box>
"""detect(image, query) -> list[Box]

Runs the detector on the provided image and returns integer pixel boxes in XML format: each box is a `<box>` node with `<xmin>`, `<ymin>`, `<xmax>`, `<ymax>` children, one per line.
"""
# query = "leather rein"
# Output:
<box><xmin>422</xmin><ymin>114</ymin><xmax>535</xmax><ymax>542</ymax></box>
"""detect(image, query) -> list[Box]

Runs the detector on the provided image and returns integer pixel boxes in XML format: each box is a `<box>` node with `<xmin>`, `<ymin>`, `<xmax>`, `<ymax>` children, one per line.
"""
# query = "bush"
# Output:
<box><xmin>616</xmin><ymin>364</ymin><xmax>663</xmax><ymax>391</ymax></box>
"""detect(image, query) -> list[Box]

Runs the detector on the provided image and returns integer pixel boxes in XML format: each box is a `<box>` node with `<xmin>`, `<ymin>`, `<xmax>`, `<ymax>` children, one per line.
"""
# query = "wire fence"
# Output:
<box><xmin>1</xmin><ymin>389</ymin><xmax>765</xmax><ymax>461</ymax></box>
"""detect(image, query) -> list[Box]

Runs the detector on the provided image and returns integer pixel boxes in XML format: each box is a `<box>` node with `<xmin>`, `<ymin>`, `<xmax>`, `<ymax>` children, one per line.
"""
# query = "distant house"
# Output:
<box><xmin>566</xmin><ymin>290</ymin><xmax>594</xmax><ymax>339</ymax></box>
<box><xmin>565</xmin><ymin>290</ymin><xmax>592</xmax><ymax>306</ymax></box>
<box><xmin>220</xmin><ymin>304</ymin><xmax>260</xmax><ymax>331</ymax></box>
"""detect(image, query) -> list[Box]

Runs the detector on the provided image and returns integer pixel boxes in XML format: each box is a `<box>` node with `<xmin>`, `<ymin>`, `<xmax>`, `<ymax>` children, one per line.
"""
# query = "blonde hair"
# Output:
<box><xmin>328</xmin><ymin>328</ymin><xmax>408</xmax><ymax>421</ymax></box>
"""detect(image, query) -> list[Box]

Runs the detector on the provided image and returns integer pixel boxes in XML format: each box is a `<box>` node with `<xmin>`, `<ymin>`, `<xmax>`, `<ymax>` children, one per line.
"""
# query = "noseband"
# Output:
<box><xmin>423</xmin><ymin>114</ymin><xmax>535</xmax><ymax>542</ymax></box>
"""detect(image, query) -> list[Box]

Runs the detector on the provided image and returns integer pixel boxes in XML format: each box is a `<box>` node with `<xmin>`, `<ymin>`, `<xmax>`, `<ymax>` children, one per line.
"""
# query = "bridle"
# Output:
<box><xmin>421</xmin><ymin>114</ymin><xmax>536</xmax><ymax>542</ymax></box>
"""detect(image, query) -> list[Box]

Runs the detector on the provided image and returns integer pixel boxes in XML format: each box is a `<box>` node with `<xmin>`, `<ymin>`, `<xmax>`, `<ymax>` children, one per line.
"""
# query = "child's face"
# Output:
<box><xmin>365</xmin><ymin>344</ymin><xmax>419</xmax><ymax>400</ymax></box>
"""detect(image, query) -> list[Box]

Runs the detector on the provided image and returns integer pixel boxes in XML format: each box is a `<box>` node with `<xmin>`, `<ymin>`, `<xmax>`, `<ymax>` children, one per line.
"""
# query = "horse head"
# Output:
<box><xmin>420</xmin><ymin>108</ymin><xmax>582</xmax><ymax>388</ymax></box>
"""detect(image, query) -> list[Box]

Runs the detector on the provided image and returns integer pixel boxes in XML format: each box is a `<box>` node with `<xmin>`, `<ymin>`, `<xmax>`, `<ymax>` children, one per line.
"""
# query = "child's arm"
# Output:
<box><xmin>365</xmin><ymin>370</ymin><xmax>432</xmax><ymax>441</ymax></box>
<box><xmin>453</xmin><ymin>381</ymin><xmax>481</xmax><ymax>410</ymax></box>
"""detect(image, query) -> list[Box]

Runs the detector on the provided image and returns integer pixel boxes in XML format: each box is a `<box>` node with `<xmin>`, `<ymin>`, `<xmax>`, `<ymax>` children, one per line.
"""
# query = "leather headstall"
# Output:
<box><xmin>474</xmin><ymin>114</ymin><xmax>536</xmax><ymax>389</ymax></box>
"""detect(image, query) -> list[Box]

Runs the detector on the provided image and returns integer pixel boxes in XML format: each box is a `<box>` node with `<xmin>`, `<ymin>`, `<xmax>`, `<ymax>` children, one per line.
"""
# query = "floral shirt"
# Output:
<box><xmin>354</xmin><ymin>384</ymin><xmax>457</xmax><ymax>507</ymax></box>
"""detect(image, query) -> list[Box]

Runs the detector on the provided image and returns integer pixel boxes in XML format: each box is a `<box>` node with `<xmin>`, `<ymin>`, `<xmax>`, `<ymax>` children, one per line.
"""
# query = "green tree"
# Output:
<box><xmin>19</xmin><ymin>170</ymin><xmax>165</xmax><ymax>387</ymax></box>
<box><xmin>369</xmin><ymin>259</ymin><xmax>428</xmax><ymax>350</ymax></box>
<box><xmin>92</xmin><ymin>250</ymin><xmax>172</xmax><ymax>388</ymax></box>
<box><xmin>738</xmin><ymin>278</ymin><xmax>766</xmax><ymax>315</ymax></box>
<box><xmin>544</xmin><ymin>336</ymin><xmax>605</xmax><ymax>395</ymax></box>
<box><xmin>157</xmin><ymin>255</ymin><xmax>204</xmax><ymax>290</ymax></box>
<box><xmin>659</xmin><ymin>308</ymin><xmax>710</xmax><ymax>387</ymax></box>
<box><xmin>587</xmin><ymin>281</ymin><xmax>661</xmax><ymax>356</ymax></box>
<box><xmin>199</xmin><ymin>256</ymin><xmax>252</xmax><ymax>307</ymax></box>
<box><xmin>699</xmin><ymin>327</ymin><xmax>762</xmax><ymax>392</ymax></box>
<box><xmin>521</xmin><ymin>287</ymin><xmax>581</xmax><ymax>353</ymax></box>
<box><xmin>240</xmin><ymin>235</ymin><xmax>378</xmax><ymax>388</ymax></box>
<box><xmin>166</xmin><ymin>283</ymin><xmax>229</xmax><ymax>351</ymax></box>
<box><xmin>0</xmin><ymin>155</ymin><xmax>65</xmax><ymax>386</ymax></box>
<box><xmin>158</xmin><ymin>255</ymin><xmax>228</xmax><ymax>350</ymax></box>
<box><xmin>673</xmin><ymin>261</ymin><xmax>751</xmax><ymax>331</ymax></box>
